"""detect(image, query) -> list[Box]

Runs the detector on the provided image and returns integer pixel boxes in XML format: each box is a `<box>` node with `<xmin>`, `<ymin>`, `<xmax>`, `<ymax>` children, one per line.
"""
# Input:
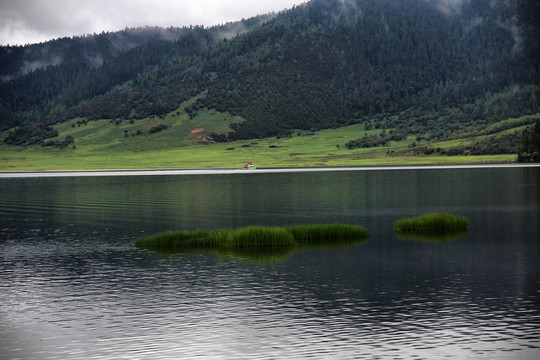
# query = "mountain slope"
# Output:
<box><xmin>0</xmin><ymin>16</ymin><xmax>271</xmax><ymax>132</ymax></box>
<box><xmin>1</xmin><ymin>0</ymin><xmax>539</xmax><ymax>148</ymax></box>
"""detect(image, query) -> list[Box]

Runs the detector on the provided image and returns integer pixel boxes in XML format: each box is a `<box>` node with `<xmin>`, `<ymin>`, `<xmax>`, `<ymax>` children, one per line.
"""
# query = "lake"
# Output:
<box><xmin>1</xmin><ymin>166</ymin><xmax>539</xmax><ymax>359</ymax></box>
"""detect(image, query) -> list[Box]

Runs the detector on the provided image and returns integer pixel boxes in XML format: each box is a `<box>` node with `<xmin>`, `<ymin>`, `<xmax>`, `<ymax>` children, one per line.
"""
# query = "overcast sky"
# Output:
<box><xmin>0</xmin><ymin>0</ymin><xmax>306</xmax><ymax>46</ymax></box>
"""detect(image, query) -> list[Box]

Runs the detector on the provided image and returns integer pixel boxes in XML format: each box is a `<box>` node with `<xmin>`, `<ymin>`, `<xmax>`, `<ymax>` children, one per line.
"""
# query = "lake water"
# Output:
<box><xmin>1</xmin><ymin>166</ymin><xmax>539</xmax><ymax>359</ymax></box>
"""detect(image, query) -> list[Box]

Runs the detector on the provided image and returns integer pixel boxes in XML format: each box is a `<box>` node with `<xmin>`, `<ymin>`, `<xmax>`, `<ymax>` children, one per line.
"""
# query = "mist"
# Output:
<box><xmin>0</xmin><ymin>0</ymin><xmax>305</xmax><ymax>46</ymax></box>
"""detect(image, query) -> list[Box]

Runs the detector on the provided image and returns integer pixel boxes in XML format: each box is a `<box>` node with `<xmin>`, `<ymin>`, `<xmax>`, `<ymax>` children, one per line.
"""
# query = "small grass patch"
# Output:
<box><xmin>136</xmin><ymin>226</ymin><xmax>296</xmax><ymax>251</ymax></box>
<box><xmin>134</xmin><ymin>230</ymin><xmax>214</xmax><ymax>251</ymax></box>
<box><xmin>225</xmin><ymin>226</ymin><xmax>296</xmax><ymax>248</ymax></box>
<box><xmin>394</xmin><ymin>213</ymin><xmax>469</xmax><ymax>232</ymax></box>
<box><xmin>136</xmin><ymin>224</ymin><xmax>369</xmax><ymax>252</ymax></box>
<box><xmin>286</xmin><ymin>224</ymin><xmax>369</xmax><ymax>244</ymax></box>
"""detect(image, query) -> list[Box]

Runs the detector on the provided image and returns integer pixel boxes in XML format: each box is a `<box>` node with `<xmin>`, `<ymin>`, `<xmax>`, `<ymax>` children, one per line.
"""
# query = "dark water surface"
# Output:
<box><xmin>1</xmin><ymin>167</ymin><xmax>539</xmax><ymax>359</ymax></box>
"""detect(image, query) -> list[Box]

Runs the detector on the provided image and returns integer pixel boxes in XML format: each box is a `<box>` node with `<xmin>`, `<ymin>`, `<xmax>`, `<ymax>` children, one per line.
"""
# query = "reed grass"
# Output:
<box><xmin>136</xmin><ymin>226</ymin><xmax>296</xmax><ymax>251</ymax></box>
<box><xmin>135</xmin><ymin>223</ymin><xmax>369</xmax><ymax>252</ymax></box>
<box><xmin>134</xmin><ymin>230</ymin><xmax>213</xmax><ymax>251</ymax></box>
<box><xmin>286</xmin><ymin>224</ymin><xmax>369</xmax><ymax>244</ymax></box>
<box><xmin>226</xmin><ymin>226</ymin><xmax>296</xmax><ymax>248</ymax></box>
<box><xmin>394</xmin><ymin>213</ymin><xmax>469</xmax><ymax>232</ymax></box>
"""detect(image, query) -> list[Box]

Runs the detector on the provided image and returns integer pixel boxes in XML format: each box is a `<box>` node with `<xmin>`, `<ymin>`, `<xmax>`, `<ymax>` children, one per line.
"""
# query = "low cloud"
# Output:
<box><xmin>424</xmin><ymin>0</ymin><xmax>469</xmax><ymax>16</ymax></box>
<box><xmin>500</xmin><ymin>18</ymin><xmax>523</xmax><ymax>55</ymax></box>
<box><xmin>85</xmin><ymin>54</ymin><xmax>104</xmax><ymax>69</ymax></box>
<box><xmin>21</xmin><ymin>56</ymin><xmax>63</xmax><ymax>75</ymax></box>
<box><xmin>213</xmin><ymin>22</ymin><xmax>248</xmax><ymax>42</ymax></box>
<box><xmin>0</xmin><ymin>0</ymin><xmax>305</xmax><ymax>46</ymax></box>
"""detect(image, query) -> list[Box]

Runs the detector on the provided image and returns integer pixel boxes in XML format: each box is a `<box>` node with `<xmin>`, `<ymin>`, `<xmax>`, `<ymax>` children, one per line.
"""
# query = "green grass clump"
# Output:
<box><xmin>136</xmin><ymin>226</ymin><xmax>296</xmax><ymax>252</ymax></box>
<box><xmin>135</xmin><ymin>224</ymin><xmax>369</xmax><ymax>252</ymax></box>
<box><xmin>135</xmin><ymin>230</ymin><xmax>213</xmax><ymax>251</ymax></box>
<box><xmin>226</xmin><ymin>226</ymin><xmax>296</xmax><ymax>248</ymax></box>
<box><xmin>286</xmin><ymin>224</ymin><xmax>369</xmax><ymax>244</ymax></box>
<box><xmin>394</xmin><ymin>213</ymin><xmax>469</xmax><ymax>232</ymax></box>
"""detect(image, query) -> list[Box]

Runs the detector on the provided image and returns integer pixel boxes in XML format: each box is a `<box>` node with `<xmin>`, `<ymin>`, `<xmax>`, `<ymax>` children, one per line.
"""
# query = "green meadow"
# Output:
<box><xmin>2</xmin><ymin>101</ymin><xmax>533</xmax><ymax>170</ymax></box>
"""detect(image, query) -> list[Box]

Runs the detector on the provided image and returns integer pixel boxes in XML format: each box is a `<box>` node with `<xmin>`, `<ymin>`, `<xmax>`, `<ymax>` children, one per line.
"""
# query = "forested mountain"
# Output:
<box><xmin>1</xmin><ymin>0</ymin><xmax>539</xmax><ymax>146</ymax></box>
<box><xmin>0</xmin><ymin>15</ymin><xmax>271</xmax><ymax>133</ymax></box>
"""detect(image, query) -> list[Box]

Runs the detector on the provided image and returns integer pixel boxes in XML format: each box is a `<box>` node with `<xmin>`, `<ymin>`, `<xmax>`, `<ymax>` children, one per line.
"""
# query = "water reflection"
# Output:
<box><xmin>1</xmin><ymin>167</ymin><xmax>539</xmax><ymax>359</ymax></box>
<box><xmin>395</xmin><ymin>230</ymin><xmax>469</xmax><ymax>243</ymax></box>
<box><xmin>137</xmin><ymin>238</ymin><xmax>369</xmax><ymax>263</ymax></box>
<box><xmin>216</xmin><ymin>247</ymin><xmax>296</xmax><ymax>263</ymax></box>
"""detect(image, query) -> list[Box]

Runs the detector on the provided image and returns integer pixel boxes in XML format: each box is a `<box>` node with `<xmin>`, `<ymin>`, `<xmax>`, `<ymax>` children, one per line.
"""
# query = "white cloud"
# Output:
<box><xmin>424</xmin><ymin>0</ymin><xmax>469</xmax><ymax>16</ymax></box>
<box><xmin>0</xmin><ymin>0</ymin><xmax>305</xmax><ymax>45</ymax></box>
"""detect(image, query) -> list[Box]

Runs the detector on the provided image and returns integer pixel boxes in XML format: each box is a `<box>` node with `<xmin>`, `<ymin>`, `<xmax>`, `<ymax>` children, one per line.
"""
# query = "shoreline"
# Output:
<box><xmin>1</xmin><ymin>163</ymin><xmax>539</xmax><ymax>178</ymax></box>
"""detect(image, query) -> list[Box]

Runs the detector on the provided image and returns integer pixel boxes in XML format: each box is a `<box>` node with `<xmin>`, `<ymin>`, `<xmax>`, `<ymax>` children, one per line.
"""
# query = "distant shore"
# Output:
<box><xmin>1</xmin><ymin>163</ymin><xmax>539</xmax><ymax>178</ymax></box>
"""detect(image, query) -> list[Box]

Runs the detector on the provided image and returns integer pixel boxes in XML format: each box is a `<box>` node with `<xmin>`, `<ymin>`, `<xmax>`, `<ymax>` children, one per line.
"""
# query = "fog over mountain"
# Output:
<box><xmin>0</xmin><ymin>0</ymin><xmax>305</xmax><ymax>46</ymax></box>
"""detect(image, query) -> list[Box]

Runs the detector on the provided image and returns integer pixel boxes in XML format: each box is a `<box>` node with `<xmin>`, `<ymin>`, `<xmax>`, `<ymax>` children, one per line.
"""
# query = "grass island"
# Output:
<box><xmin>135</xmin><ymin>224</ymin><xmax>369</xmax><ymax>252</ymax></box>
<box><xmin>394</xmin><ymin>213</ymin><xmax>470</xmax><ymax>233</ymax></box>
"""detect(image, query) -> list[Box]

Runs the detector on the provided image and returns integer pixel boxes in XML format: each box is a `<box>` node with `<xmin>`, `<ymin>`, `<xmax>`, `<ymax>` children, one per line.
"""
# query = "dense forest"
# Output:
<box><xmin>1</xmin><ymin>0</ymin><xmax>539</xmax><ymax>149</ymax></box>
<box><xmin>0</xmin><ymin>16</ymin><xmax>271</xmax><ymax>137</ymax></box>
<box><xmin>518</xmin><ymin>120</ymin><xmax>540</xmax><ymax>162</ymax></box>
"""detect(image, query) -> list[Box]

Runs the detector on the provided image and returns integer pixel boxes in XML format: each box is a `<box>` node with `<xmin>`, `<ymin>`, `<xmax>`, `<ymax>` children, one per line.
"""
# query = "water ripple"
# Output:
<box><xmin>2</xmin><ymin>169</ymin><xmax>540</xmax><ymax>359</ymax></box>
<box><xmin>5</xmin><ymin>246</ymin><xmax>538</xmax><ymax>360</ymax></box>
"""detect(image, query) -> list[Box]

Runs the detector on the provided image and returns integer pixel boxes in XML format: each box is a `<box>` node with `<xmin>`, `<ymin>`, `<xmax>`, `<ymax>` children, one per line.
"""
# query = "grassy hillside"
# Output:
<box><xmin>46</xmin><ymin>94</ymin><xmax>242</xmax><ymax>151</ymax></box>
<box><xmin>3</xmin><ymin>106</ymin><xmax>534</xmax><ymax>170</ymax></box>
